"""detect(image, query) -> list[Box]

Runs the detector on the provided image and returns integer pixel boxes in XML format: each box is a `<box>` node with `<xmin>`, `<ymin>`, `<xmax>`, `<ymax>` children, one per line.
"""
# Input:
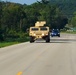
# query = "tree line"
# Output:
<box><xmin>0</xmin><ymin>0</ymin><xmax>68</xmax><ymax>41</ymax></box>
<box><xmin>48</xmin><ymin>0</ymin><xmax>76</xmax><ymax>29</ymax></box>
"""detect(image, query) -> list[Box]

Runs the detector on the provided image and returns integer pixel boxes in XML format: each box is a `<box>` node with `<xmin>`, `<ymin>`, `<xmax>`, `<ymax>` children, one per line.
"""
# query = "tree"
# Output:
<box><xmin>0</xmin><ymin>1</ymin><xmax>4</xmax><ymax>41</ymax></box>
<box><xmin>71</xmin><ymin>12</ymin><xmax>76</xmax><ymax>28</ymax></box>
<box><xmin>0</xmin><ymin>1</ymin><xmax>68</xmax><ymax>37</ymax></box>
<box><xmin>2</xmin><ymin>3</ymin><xmax>26</xmax><ymax>32</ymax></box>
<box><xmin>41</xmin><ymin>0</ymin><xmax>49</xmax><ymax>4</ymax></box>
<box><xmin>0</xmin><ymin>1</ymin><xmax>2</xmax><ymax>28</ymax></box>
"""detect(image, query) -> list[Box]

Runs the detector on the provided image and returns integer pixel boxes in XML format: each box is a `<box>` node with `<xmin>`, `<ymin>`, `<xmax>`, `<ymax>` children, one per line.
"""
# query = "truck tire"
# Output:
<box><xmin>58</xmin><ymin>35</ymin><xmax>60</xmax><ymax>37</ymax></box>
<box><xmin>46</xmin><ymin>37</ymin><xmax>50</xmax><ymax>43</ymax></box>
<box><xmin>30</xmin><ymin>36</ymin><xmax>34</xmax><ymax>43</ymax></box>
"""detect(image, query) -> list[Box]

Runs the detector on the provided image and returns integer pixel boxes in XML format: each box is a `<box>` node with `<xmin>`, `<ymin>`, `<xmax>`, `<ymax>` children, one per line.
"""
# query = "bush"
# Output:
<box><xmin>0</xmin><ymin>34</ymin><xmax>4</xmax><ymax>41</ymax></box>
<box><xmin>17</xmin><ymin>32</ymin><xmax>29</xmax><ymax>42</ymax></box>
<box><xmin>7</xmin><ymin>30</ymin><xmax>19</xmax><ymax>38</ymax></box>
<box><xmin>0</xmin><ymin>29</ymin><xmax>4</xmax><ymax>41</ymax></box>
<box><xmin>5</xmin><ymin>30</ymin><xmax>29</xmax><ymax>42</ymax></box>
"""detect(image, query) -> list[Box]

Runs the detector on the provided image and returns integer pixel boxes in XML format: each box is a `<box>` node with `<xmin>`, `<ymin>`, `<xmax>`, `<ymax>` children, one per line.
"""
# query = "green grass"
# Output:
<box><xmin>0</xmin><ymin>37</ymin><xmax>29</xmax><ymax>48</ymax></box>
<box><xmin>0</xmin><ymin>42</ymin><xmax>19</xmax><ymax>48</ymax></box>
<box><xmin>61</xmin><ymin>31</ymin><xmax>76</xmax><ymax>34</ymax></box>
<box><xmin>0</xmin><ymin>32</ymin><xmax>29</xmax><ymax>48</ymax></box>
<box><xmin>66</xmin><ymin>31</ymin><xmax>76</xmax><ymax>34</ymax></box>
<box><xmin>61</xmin><ymin>30</ymin><xmax>76</xmax><ymax>34</ymax></box>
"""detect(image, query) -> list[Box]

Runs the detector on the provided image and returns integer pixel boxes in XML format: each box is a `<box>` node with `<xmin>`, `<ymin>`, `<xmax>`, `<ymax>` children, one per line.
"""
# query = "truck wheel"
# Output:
<box><xmin>51</xmin><ymin>35</ymin><xmax>53</xmax><ymax>37</ymax></box>
<box><xmin>30</xmin><ymin>36</ymin><xmax>34</xmax><ymax>43</ymax></box>
<box><xmin>46</xmin><ymin>37</ymin><xmax>50</xmax><ymax>43</ymax></box>
<box><xmin>58</xmin><ymin>35</ymin><xmax>60</xmax><ymax>37</ymax></box>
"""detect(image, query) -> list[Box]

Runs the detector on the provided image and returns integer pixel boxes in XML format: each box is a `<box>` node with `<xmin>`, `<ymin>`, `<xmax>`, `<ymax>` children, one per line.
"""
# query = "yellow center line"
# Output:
<box><xmin>17</xmin><ymin>72</ymin><xmax>23</xmax><ymax>75</ymax></box>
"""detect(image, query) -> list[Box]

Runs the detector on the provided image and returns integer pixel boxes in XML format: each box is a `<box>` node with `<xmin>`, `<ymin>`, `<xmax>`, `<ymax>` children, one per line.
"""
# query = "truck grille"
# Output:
<box><xmin>36</xmin><ymin>33</ymin><xmax>42</xmax><ymax>35</ymax></box>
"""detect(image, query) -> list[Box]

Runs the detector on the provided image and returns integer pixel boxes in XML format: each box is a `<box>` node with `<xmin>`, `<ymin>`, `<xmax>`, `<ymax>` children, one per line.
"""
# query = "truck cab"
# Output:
<box><xmin>29</xmin><ymin>21</ymin><xmax>50</xmax><ymax>43</ymax></box>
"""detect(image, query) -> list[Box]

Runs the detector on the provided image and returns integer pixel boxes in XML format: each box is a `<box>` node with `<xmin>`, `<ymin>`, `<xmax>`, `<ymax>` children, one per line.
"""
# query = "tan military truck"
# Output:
<box><xmin>29</xmin><ymin>21</ymin><xmax>50</xmax><ymax>43</ymax></box>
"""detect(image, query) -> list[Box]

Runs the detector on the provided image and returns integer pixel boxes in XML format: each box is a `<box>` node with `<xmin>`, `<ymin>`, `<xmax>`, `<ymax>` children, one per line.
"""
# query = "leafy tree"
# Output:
<box><xmin>0</xmin><ymin>1</ymin><xmax>68</xmax><ymax>41</ymax></box>
<box><xmin>0</xmin><ymin>28</ymin><xmax>4</xmax><ymax>41</ymax></box>
<box><xmin>2</xmin><ymin>3</ymin><xmax>26</xmax><ymax>32</ymax></box>
<box><xmin>41</xmin><ymin>0</ymin><xmax>49</xmax><ymax>4</ymax></box>
<box><xmin>71</xmin><ymin>12</ymin><xmax>76</xmax><ymax>28</ymax></box>
<box><xmin>0</xmin><ymin>1</ymin><xmax>4</xmax><ymax>41</ymax></box>
<box><xmin>49</xmin><ymin>0</ymin><xmax>76</xmax><ymax>18</ymax></box>
<box><xmin>0</xmin><ymin>1</ymin><xmax>2</xmax><ymax>28</ymax></box>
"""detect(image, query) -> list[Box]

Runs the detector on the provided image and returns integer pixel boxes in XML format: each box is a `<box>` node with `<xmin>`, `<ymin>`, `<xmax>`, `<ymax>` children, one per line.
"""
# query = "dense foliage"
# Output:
<box><xmin>45</xmin><ymin>0</ymin><xmax>76</xmax><ymax>29</ymax></box>
<box><xmin>49</xmin><ymin>0</ymin><xmax>76</xmax><ymax>17</ymax></box>
<box><xmin>0</xmin><ymin>1</ymin><xmax>68</xmax><ymax>41</ymax></box>
<box><xmin>70</xmin><ymin>12</ymin><xmax>76</xmax><ymax>28</ymax></box>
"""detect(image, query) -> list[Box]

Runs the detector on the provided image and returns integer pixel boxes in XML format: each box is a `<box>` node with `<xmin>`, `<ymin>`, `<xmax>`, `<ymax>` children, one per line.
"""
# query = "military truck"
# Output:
<box><xmin>29</xmin><ymin>21</ymin><xmax>50</xmax><ymax>43</ymax></box>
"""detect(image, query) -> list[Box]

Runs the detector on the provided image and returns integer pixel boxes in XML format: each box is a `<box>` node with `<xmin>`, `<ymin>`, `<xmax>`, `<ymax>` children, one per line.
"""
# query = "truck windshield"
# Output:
<box><xmin>31</xmin><ymin>28</ymin><xmax>39</xmax><ymax>31</ymax></box>
<box><xmin>40</xmin><ymin>27</ymin><xmax>47</xmax><ymax>31</ymax></box>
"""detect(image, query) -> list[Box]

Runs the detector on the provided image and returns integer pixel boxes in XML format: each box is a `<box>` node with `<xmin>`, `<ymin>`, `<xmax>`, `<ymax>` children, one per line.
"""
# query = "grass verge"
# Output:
<box><xmin>0</xmin><ymin>42</ymin><xmax>19</xmax><ymax>48</ymax></box>
<box><xmin>0</xmin><ymin>37</ymin><xmax>29</xmax><ymax>48</ymax></box>
<box><xmin>61</xmin><ymin>31</ymin><xmax>76</xmax><ymax>34</ymax></box>
<box><xmin>66</xmin><ymin>31</ymin><xmax>76</xmax><ymax>34</ymax></box>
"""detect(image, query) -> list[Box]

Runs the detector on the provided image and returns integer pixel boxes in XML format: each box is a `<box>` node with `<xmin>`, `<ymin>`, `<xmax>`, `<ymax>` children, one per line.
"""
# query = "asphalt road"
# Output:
<box><xmin>0</xmin><ymin>33</ymin><xmax>76</xmax><ymax>75</ymax></box>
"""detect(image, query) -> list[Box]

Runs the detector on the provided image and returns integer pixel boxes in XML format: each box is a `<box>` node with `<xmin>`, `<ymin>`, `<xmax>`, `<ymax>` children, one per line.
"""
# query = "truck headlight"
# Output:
<box><xmin>34</xmin><ymin>34</ymin><xmax>36</xmax><ymax>36</ymax></box>
<box><xmin>42</xmin><ymin>33</ymin><xmax>44</xmax><ymax>36</ymax></box>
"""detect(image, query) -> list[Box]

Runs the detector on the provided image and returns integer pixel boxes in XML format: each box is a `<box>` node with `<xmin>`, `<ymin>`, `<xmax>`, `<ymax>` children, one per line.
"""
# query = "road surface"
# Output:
<box><xmin>0</xmin><ymin>33</ymin><xmax>76</xmax><ymax>75</ymax></box>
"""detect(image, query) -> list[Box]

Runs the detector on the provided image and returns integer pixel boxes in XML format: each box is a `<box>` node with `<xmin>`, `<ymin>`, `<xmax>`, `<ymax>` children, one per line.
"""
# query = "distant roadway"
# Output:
<box><xmin>0</xmin><ymin>33</ymin><xmax>76</xmax><ymax>75</ymax></box>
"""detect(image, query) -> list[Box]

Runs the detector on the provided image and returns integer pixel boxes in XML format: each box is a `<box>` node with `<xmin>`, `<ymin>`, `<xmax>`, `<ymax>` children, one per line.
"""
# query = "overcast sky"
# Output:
<box><xmin>1</xmin><ymin>0</ymin><xmax>41</xmax><ymax>5</ymax></box>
